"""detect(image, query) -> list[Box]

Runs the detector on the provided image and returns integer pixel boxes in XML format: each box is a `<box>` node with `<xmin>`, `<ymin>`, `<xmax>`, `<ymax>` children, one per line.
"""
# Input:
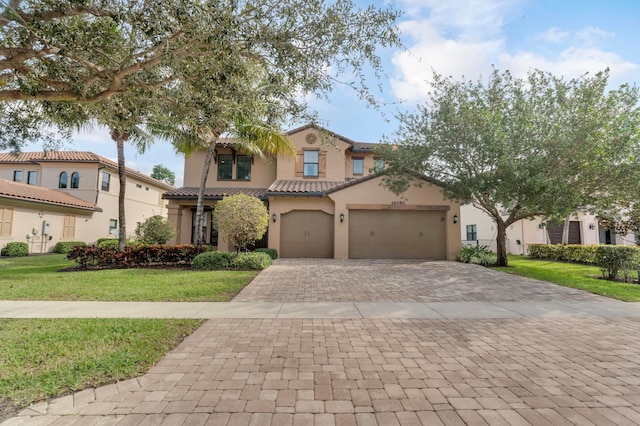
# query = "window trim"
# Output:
<box><xmin>217</xmin><ymin>154</ymin><xmax>234</xmax><ymax>180</ymax></box>
<box><xmin>101</xmin><ymin>172</ymin><xmax>110</xmax><ymax>192</ymax></box>
<box><xmin>70</xmin><ymin>172</ymin><xmax>80</xmax><ymax>188</ymax></box>
<box><xmin>236</xmin><ymin>155</ymin><xmax>252</xmax><ymax>181</ymax></box>
<box><xmin>303</xmin><ymin>150</ymin><xmax>319</xmax><ymax>178</ymax></box>
<box><xmin>466</xmin><ymin>224</ymin><xmax>477</xmax><ymax>241</ymax></box>
<box><xmin>59</xmin><ymin>172</ymin><xmax>68</xmax><ymax>188</ymax></box>
<box><xmin>352</xmin><ymin>157</ymin><xmax>364</xmax><ymax>175</ymax></box>
<box><xmin>27</xmin><ymin>170</ymin><xmax>37</xmax><ymax>185</ymax></box>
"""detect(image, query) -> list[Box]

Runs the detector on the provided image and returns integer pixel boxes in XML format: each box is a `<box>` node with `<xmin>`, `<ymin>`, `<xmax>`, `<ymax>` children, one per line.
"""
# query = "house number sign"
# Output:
<box><xmin>391</xmin><ymin>201</ymin><xmax>405</xmax><ymax>206</ymax></box>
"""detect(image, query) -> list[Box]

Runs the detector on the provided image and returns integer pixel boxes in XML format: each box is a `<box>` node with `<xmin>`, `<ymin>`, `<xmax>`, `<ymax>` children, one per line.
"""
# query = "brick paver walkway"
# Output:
<box><xmin>233</xmin><ymin>259</ymin><xmax>602</xmax><ymax>302</ymax></box>
<box><xmin>5</xmin><ymin>260</ymin><xmax>640</xmax><ymax>426</ymax></box>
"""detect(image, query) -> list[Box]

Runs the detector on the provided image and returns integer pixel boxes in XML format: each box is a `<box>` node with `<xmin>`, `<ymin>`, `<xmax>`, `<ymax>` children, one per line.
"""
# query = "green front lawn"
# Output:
<box><xmin>0</xmin><ymin>318</ymin><xmax>203</xmax><ymax>420</ymax></box>
<box><xmin>0</xmin><ymin>254</ymin><xmax>257</xmax><ymax>301</ymax></box>
<box><xmin>496</xmin><ymin>255</ymin><xmax>640</xmax><ymax>302</ymax></box>
<box><xmin>0</xmin><ymin>254</ymin><xmax>260</xmax><ymax>420</ymax></box>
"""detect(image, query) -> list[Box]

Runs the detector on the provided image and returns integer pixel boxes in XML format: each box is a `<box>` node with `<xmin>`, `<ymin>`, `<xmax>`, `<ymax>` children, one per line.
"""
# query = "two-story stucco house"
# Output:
<box><xmin>0</xmin><ymin>151</ymin><xmax>173</xmax><ymax>253</ymax></box>
<box><xmin>164</xmin><ymin>125</ymin><xmax>461</xmax><ymax>259</ymax></box>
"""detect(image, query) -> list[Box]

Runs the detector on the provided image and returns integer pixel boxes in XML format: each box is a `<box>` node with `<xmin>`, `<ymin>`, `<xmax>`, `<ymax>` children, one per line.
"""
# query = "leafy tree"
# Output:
<box><xmin>213</xmin><ymin>193</ymin><xmax>269</xmax><ymax>252</ymax></box>
<box><xmin>380</xmin><ymin>69</ymin><xmax>640</xmax><ymax>266</ymax></box>
<box><xmin>135</xmin><ymin>215</ymin><xmax>176</xmax><ymax>244</ymax></box>
<box><xmin>2</xmin><ymin>0</ymin><xmax>401</xmax><ymax>248</ymax></box>
<box><xmin>151</xmin><ymin>164</ymin><xmax>175</xmax><ymax>186</ymax></box>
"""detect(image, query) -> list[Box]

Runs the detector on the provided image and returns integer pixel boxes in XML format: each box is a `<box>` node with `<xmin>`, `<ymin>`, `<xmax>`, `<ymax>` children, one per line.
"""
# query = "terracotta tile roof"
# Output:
<box><xmin>324</xmin><ymin>174</ymin><xmax>382</xmax><ymax>194</ymax></box>
<box><xmin>0</xmin><ymin>179</ymin><xmax>102</xmax><ymax>211</ymax></box>
<box><xmin>267</xmin><ymin>180</ymin><xmax>345</xmax><ymax>195</ymax></box>
<box><xmin>163</xmin><ymin>187</ymin><xmax>268</xmax><ymax>200</ymax></box>
<box><xmin>0</xmin><ymin>151</ymin><xmax>174</xmax><ymax>190</ymax></box>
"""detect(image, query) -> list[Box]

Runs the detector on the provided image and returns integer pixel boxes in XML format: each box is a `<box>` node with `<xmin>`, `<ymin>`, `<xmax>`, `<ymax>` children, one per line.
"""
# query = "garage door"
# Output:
<box><xmin>349</xmin><ymin>210</ymin><xmax>446</xmax><ymax>259</ymax></box>
<box><xmin>280</xmin><ymin>210</ymin><xmax>334</xmax><ymax>258</ymax></box>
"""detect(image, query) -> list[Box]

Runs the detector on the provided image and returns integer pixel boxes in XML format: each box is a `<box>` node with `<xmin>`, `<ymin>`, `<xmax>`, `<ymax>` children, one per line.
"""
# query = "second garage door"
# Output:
<box><xmin>280</xmin><ymin>210</ymin><xmax>334</xmax><ymax>258</ymax></box>
<box><xmin>349</xmin><ymin>210</ymin><xmax>446</xmax><ymax>259</ymax></box>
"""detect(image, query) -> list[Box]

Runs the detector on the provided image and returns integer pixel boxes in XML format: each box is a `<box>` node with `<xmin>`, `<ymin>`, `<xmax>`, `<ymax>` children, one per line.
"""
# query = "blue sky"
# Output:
<box><xmin>19</xmin><ymin>0</ymin><xmax>640</xmax><ymax>186</ymax></box>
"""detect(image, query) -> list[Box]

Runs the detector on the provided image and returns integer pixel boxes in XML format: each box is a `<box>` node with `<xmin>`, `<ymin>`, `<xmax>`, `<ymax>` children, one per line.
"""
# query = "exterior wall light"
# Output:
<box><xmin>589</xmin><ymin>223</ymin><xmax>595</xmax><ymax>230</ymax></box>
<box><xmin>272</xmin><ymin>213</ymin><xmax>277</xmax><ymax>223</ymax></box>
<box><xmin>453</xmin><ymin>214</ymin><xmax>458</xmax><ymax>224</ymax></box>
<box><xmin>340</xmin><ymin>212</ymin><xmax>345</xmax><ymax>223</ymax></box>
<box><xmin>538</xmin><ymin>223</ymin><xmax>545</xmax><ymax>229</ymax></box>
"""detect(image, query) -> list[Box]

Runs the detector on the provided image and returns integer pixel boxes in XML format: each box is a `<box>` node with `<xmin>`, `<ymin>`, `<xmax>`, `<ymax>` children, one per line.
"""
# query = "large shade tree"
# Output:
<box><xmin>380</xmin><ymin>69</ymin><xmax>640</xmax><ymax>266</ymax></box>
<box><xmin>2</xmin><ymin>0</ymin><xmax>401</xmax><ymax>250</ymax></box>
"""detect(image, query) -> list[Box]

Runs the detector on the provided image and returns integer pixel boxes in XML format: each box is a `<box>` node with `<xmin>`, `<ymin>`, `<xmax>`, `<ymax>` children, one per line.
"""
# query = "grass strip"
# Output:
<box><xmin>0</xmin><ymin>254</ymin><xmax>257</xmax><ymax>301</ymax></box>
<box><xmin>0</xmin><ymin>318</ymin><xmax>203</xmax><ymax>419</ymax></box>
<box><xmin>496</xmin><ymin>256</ymin><xmax>640</xmax><ymax>302</ymax></box>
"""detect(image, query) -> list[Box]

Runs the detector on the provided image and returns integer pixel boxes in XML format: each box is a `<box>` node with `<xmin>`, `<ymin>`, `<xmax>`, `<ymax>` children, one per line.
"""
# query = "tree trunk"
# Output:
<box><xmin>111</xmin><ymin>129</ymin><xmax>130</xmax><ymax>252</ymax></box>
<box><xmin>195</xmin><ymin>136</ymin><xmax>218</xmax><ymax>245</ymax></box>
<box><xmin>495</xmin><ymin>219</ymin><xmax>509</xmax><ymax>267</ymax></box>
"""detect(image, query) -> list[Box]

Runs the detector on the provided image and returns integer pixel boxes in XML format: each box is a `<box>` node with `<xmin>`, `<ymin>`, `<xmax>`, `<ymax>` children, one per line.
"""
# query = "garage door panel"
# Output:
<box><xmin>349</xmin><ymin>210</ymin><xmax>445</xmax><ymax>259</ymax></box>
<box><xmin>281</xmin><ymin>210</ymin><xmax>334</xmax><ymax>258</ymax></box>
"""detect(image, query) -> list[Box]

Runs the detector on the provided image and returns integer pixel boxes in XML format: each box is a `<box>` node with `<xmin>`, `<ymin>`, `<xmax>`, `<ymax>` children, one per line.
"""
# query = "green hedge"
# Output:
<box><xmin>192</xmin><ymin>251</ymin><xmax>272</xmax><ymax>270</ymax></box>
<box><xmin>192</xmin><ymin>251</ymin><xmax>237</xmax><ymax>270</ymax></box>
<box><xmin>528</xmin><ymin>243</ymin><xmax>640</xmax><ymax>281</ymax></box>
<box><xmin>53</xmin><ymin>241</ymin><xmax>87</xmax><ymax>254</ymax></box>
<box><xmin>254</xmin><ymin>248</ymin><xmax>278</xmax><ymax>260</ymax></box>
<box><xmin>1</xmin><ymin>242</ymin><xmax>29</xmax><ymax>257</ymax></box>
<box><xmin>594</xmin><ymin>245</ymin><xmax>640</xmax><ymax>281</ymax></box>
<box><xmin>67</xmin><ymin>244</ymin><xmax>206</xmax><ymax>268</ymax></box>
<box><xmin>528</xmin><ymin>244</ymin><xmax>597</xmax><ymax>264</ymax></box>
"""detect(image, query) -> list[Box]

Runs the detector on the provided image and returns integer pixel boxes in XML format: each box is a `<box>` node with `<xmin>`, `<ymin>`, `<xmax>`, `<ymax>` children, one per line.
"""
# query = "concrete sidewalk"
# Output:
<box><xmin>1</xmin><ymin>299</ymin><xmax>640</xmax><ymax>319</ymax></box>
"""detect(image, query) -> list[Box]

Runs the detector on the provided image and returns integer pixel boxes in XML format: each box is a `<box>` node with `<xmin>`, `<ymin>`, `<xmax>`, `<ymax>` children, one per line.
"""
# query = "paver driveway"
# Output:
<box><xmin>233</xmin><ymin>259</ymin><xmax>602</xmax><ymax>302</ymax></box>
<box><xmin>6</xmin><ymin>259</ymin><xmax>640</xmax><ymax>426</ymax></box>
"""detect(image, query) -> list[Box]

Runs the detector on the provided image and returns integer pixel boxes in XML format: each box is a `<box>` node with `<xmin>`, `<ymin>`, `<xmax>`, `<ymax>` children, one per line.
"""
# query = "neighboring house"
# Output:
<box><xmin>164</xmin><ymin>125</ymin><xmax>461</xmax><ymax>259</ymax></box>
<box><xmin>460</xmin><ymin>204</ymin><xmax>636</xmax><ymax>255</ymax></box>
<box><xmin>0</xmin><ymin>151</ymin><xmax>173</xmax><ymax>251</ymax></box>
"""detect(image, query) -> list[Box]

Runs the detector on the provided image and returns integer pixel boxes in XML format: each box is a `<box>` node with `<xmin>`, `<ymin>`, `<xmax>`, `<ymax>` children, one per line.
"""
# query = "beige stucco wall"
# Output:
<box><xmin>0</xmin><ymin>199</ymin><xmax>96</xmax><ymax>253</ymax></box>
<box><xmin>328</xmin><ymin>177</ymin><xmax>461</xmax><ymax>260</ymax></box>
<box><xmin>182</xmin><ymin>148</ymin><xmax>277</xmax><ymax>188</ymax></box>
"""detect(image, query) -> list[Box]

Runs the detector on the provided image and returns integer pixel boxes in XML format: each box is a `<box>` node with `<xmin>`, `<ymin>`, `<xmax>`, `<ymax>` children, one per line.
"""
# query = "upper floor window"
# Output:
<box><xmin>59</xmin><ymin>172</ymin><xmax>68</xmax><ymax>188</ymax></box>
<box><xmin>466</xmin><ymin>224</ymin><xmax>477</xmax><ymax>241</ymax></box>
<box><xmin>352</xmin><ymin>157</ymin><xmax>364</xmax><ymax>175</ymax></box>
<box><xmin>218</xmin><ymin>154</ymin><xmax>233</xmax><ymax>180</ymax></box>
<box><xmin>70</xmin><ymin>172</ymin><xmax>80</xmax><ymax>188</ymax></box>
<box><xmin>303</xmin><ymin>150</ymin><xmax>319</xmax><ymax>177</ymax></box>
<box><xmin>27</xmin><ymin>171</ymin><xmax>37</xmax><ymax>185</ymax></box>
<box><xmin>236</xmin><ymin>155</ymin><xmax>252</xmax><ymax>180</ymax></box>
<box><xmin>101</xmin><ymin>172</ymin><xmax>110</xmax><ymax>191</ymax></box>
<box><xmin>13</xmin><ymin>170</ymin><xmax>22</xmax><ymax>182</ymax></box>
<box><xmin>374</xmin><ymin>158</ymin><xmax>385</xmax><ymax>172</ymax></box>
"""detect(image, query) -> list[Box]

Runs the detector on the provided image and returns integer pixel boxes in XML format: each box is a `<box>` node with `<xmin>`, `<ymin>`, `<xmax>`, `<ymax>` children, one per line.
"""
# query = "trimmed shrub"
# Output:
<box><xmin>53</xmin><ymin>241</ymin><xmax>86</xmax><ymax>254</ymax></box>
<box><xmin>594</xmin><ymin>245</ymin><xmax>640</xmax><ymax>281</ymax></box>
<box><xmin>192</xmin><ymin>251</ymin><xmax>237</xmax><ymax>270</ymax></box>
<box><xmin>458</xmin><ymin>245</ymin><xmax>494</xmax><ymax>266</ymax></box>
<box><xmin>1</xmin><ymin>242</ymin><xmax>29</xmax><ymax>257</ymax></box>
<box><xmin>231</xmin><ymin>252</ymin><xmax>272</xmax><ymax>270</ymax></box>
<box><xmin>97</xmin><ymin>239</ymin><xmax>141</xmax><ymax>248</ymax></box>
<box><xmin>135</xmin><ymin>215</ymin><xmax>175</xmax><ymax>244</ymax></box>
<box><xmin>528</xmin><ymin>244</ymin><xmax>597</xmax><ymax>264</ymax></box>
<box><xmin>254</xmin><ymin>248</ymin><xmax>278</xmax><ymax>260</ymax></box>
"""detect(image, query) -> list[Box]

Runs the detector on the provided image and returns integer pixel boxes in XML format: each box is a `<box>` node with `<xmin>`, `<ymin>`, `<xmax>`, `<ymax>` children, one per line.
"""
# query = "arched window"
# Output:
<box><xmin>59</xmin><ymin>172</ymin><xmax>68</xmax><ymax>188</ymax></box>
<box><xmin>70</xmin><ymin>172</ymin><xmax>80</xmax><ymax>188</ymax></box>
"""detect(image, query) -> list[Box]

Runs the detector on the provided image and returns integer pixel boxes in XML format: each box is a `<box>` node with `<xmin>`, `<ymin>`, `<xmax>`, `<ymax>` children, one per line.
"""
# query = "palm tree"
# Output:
<box><xmin>164</xmin><ymin>118</ymin><xmax>294</xmax><ymax>245</ymax></box>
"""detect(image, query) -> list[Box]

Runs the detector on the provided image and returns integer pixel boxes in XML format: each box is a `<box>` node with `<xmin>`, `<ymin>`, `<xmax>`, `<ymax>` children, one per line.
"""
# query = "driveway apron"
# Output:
<box><xmin>5</xmin><ymin>259</ymin><xmax>640</xmax><ymax>426</ymax></box>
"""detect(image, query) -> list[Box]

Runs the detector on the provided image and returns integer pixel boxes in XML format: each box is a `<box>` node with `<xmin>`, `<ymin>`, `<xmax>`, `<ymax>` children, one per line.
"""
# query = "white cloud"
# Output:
<box><xmin>537</xmin><ymin>27</ymin><xmax>570</xmax><ymax>43</ymax></box>
<box><xmin>389</xmin><ymin>2</ymin><xmax>638</xmax><ymax>104</ymax></box>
